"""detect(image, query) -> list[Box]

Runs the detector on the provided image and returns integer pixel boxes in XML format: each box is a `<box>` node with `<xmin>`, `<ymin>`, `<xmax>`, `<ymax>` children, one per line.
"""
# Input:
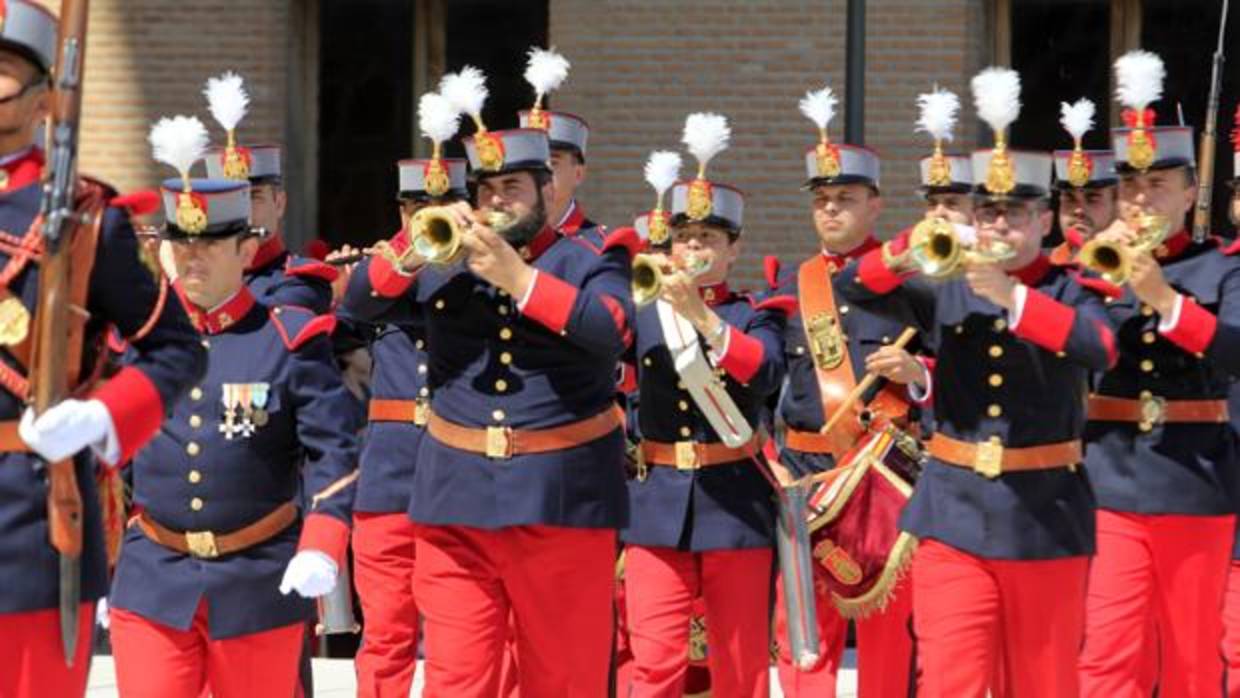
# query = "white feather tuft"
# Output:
<box><xmin>418</xmin><ymin>92</ymin><xmax>461</xmax><ymax>145</ymax></box>
<box><xmin>149</xmin><ymin>116</ymin><xmax>209</xmax><ymax>176</ymax></box>
<box><xmin>524</xmin><ymin>47</ymin><xmax>570</xmax><ymax>100</ymax></box>
<box><xmin>1059</xmin><ymin>98</ymin><xmax>1096</xmax><ymax>141</ymax></box>
<box><xmin>203</xmin><ymin>72</ymin><xmax>249</xmax><ymax>132</ymax></box>
<box><xmin>681</xmin><ymin>113</ymin><xmax>730</xmax><ymax>170</ymax></box>
<box><xmin>644</xmin><ymin>150</ymin><xmax>682</xmax><ymax>197</ymax></box>
<box><xmin>970</xmin><ymin>67</ymin><xmax>1022</xmax><ymax>133</ymax></box>
<box><xmin>439</xmin><ymin>66</ymin><xmax>489</xmax><ymax>119</ymax></box>
<box><xmin>798</xmin><ymin>86</ymin><xmax>837</xmax><ymax>132</ymax></box>
<box><xmin>1114</xmin><ymin>50</ymin><xmax>1165</xmax><ymax>109</ymax></box>
<box><xmin>916</xmin><ymin>87</ymin><xmax>960</xmax><ymax>143</ymax></box>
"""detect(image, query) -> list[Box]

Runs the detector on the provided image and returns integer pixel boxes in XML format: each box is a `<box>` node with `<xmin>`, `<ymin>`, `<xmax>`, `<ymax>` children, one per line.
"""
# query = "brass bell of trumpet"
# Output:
<box><xmin>632</xmin><ymin>253</ymin><xmax>710</xmax><ymax>306</ymax></box>
<box><xmin>1076</xmin><ymin>213</ymin><xmax>1171</xmax><ymax>285</ymax></box>
<box><xmin>407</xmin><ymin>207</ymin><xmax>519</xmax><ymax>265</ymax></box>
<box><xmin>906</xmin><ymin>217</ymin><xmax>964</xmax><ymax>278</ymax></box>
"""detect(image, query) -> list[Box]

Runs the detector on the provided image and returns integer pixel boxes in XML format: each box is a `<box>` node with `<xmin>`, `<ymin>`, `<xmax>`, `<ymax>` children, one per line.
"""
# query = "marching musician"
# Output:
<box><xmin>1078</xmin><ymin>50</ymin><xmax>1240</xmax><ymax>696</ymax></box>
<box><xmin>769</xmin><ymin>86</ymin><xmax>933</xmax><ymax>698</ymax></box>
<box><xmin>107</xmin><ymin>117</ymin><xmax>358</xmax><ymax>697</ymax></box>
<box><xmin>622</xmin><ymin>112</ymin><xmax>789</xmax><ymax>698</ymax></box>
<box><xmin>839</xmin><ymin>67</ymin><xmax>1116</xmax><ymax>696</ymax></box>
<box><xmin>341</xmin><ymin>67</ymin><xmax>635</xmax><ymax>697</ymax></box>
<box><xmin>1224</xmin><ymin>106</ymin><xmax>1240</xmax><ymax>698</ymax></box>
<box><xmin>0</xmin><ymin>4</ymin><xmax>207</xmax><ymax>696</ymax></box>
<box><xmin>1050</xmin><ymin>98</ymin><xmax>1119</xmax><ymax>266</ymax></box>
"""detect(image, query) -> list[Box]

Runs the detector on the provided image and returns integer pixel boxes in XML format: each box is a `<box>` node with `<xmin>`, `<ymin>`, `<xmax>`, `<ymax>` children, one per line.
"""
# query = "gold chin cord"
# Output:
<box><xmin>1076</xmin><ymin>213</ymin><xmax>1172</xmax><ymax>285</ymax></box>
<box><xmin>631</xmin><ymin>253</ymin><xmax>710</xmax><ymax>306</ymax></box>
<box><xmin>888</xmin><ymin>217</ymin><xmax>1016</xmax><ymax>278</ymax></box>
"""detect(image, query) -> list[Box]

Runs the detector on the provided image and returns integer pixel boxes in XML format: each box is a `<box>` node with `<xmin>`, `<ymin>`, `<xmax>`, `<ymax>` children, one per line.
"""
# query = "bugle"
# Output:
<box><xmin>1077</xmin><ymin>213</ymin><xmax>1171</xmax><ymax>285</ymax></box>
<box><xmin>407</xmin><ymin>206</ymin><xmax>517</xmax><ymax>265</ymax></box>
<box><xmin>894</xmin><ymin>217</ymin><xmax>1016</xmax><ymax>278</ymax></box>
<box><xmin>631</xmin><ymin>253</ymin><xmax>710</xmax><ymax>306</ymax></box>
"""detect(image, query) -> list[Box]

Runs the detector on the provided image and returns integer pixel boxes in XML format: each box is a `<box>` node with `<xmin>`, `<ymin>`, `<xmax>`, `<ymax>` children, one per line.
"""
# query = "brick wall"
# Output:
<box><xmin>550</xmin><ymin>0</ymin><xmax>990</xmax><ymax>286</ymax></box>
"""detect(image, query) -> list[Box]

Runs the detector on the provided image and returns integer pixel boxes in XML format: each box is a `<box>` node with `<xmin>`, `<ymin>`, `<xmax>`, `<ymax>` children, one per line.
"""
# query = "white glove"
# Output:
<box><xmin>19</xmin><ymin>399</ymin><xmax>118</xmax><ymax>464</ymax></box>
<box><xmin>96</xmin><ymin>597</ymin><xmax>110</xmax><ymax>630</ymax></box>
<box><xmin>278</xmin><ymin>550</ymin><xmax>338</xmax><ymax>598</ymax></box>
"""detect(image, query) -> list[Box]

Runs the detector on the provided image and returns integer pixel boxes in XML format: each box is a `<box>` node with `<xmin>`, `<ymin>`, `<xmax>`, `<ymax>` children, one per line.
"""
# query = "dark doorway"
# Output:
<box><xmin>318</xmin><ymin>0</ymin><xmax>415</xmax><ymax>248</ymax></box>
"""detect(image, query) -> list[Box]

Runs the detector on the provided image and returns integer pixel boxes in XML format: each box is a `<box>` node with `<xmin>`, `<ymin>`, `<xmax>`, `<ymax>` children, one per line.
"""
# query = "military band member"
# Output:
<box><xmin>342</xmin><ymin>66</ymin><xmax>635</xmax><ymax>697</ymax></box>
<box><xmin>0</xmin><ymin>5</ymin><xmax>207</xmax><ymax>696</ymax></box>
<box><xmin>770</xmin><ymin>86</ymin><xmax>931</xmax><ymax>698</ymax></box>
<box><xmin>840</xmin><ymin>68</ymin><xmax>1117</xmax><ymax>696</ymax></box>
<box><xmin>343</xmin><ymin>92</ymin><xmax>469</xmax><ymax>698</ymax></box>
<box><xmin>1224</xmin><ymin>105</ymin><xmax>1240</xmax><ymax>698</ymax></box>
<box><xmin>622</xmin><ymin>112</ymin><xmax>788</xmax><ymax>698</ymax></box>
<box><xmin>106</xmin><ymin>118</ymin><xmax>357</xmax><ymax>697</ymax></box>
<box><xmin>1050</xmin><ymin>98</ymin><xmax>1119</xmax><ymax>266</ymax></box>
<box><xmin>1075</xmin><ymin>51</ymin><xmax>1240</xmax><ymax>697</ymax></box>
<box><xmin>202</xmin><ymin>71</ymin><xmax>336</xmax><ymax>313</ymax></box>
<box><xmin>519</xmin><ymin>47</ymin><xmax>603</xmax><ymax>246</ymax></box>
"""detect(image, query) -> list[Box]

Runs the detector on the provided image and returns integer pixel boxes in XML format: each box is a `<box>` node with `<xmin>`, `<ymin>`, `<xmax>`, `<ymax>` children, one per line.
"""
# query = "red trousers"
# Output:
<box><xmin>413</xmin><ymin>524</ymin><xmax>616</xmax><ymax>698</ymax></box>
<box><xmin>913</xmin><ymin>539</ymin><xmax>1088</xmax><ymax>698</ymax></box>
<box><xmin>0</xmin><ymin>602</ymin><xmax>94</xmax><ymax>698</ymax></box>
<box><xmin>1223</xmin><ymin>559</ymin><xmax>1240</xmax><ymax>697</ymax></box>
<box><xmin>352</xmin><ymin>512</ymin><xmax>420</xmax><ymax>698</ymax></box>
<box><xmin>110</xmin><ymin>601</ymin><xmax>304</xmax><ymax>698</ymax></box>
<box><xmin>624</xmin><ymin>545</ymin><xmax>772</xmax><ymax>698</ymax></box>
<box><xmin>1079</xmin><ymin>510</ymin><xmax>1234</xmax><ymax>698</ymax></box>
<box><xmin>774</xmin><ymin>567</ymin><xmax>914</xmax><ymax>697</ymax></box>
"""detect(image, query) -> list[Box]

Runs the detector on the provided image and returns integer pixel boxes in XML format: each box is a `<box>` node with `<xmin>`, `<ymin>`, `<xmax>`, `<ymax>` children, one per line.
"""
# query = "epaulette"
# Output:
<box><xmin>601</xmin><ymin>226</ymin><xmax>642</xmax><ymax>258</ymax></box>
<box><xmin>284</xmin><ymin>255</ymin><xmax>338</xmax><ymax>283</ymax></box>
<box><xmin>763</xmin><ymin>255</ymin><xmax>781</xmax><ymax>290</ymax></box>
<box><xmin>271</xmin><ymin>306</ymin><xmax>337</xmax><ymax>351</ymax></box>
<box><xmin>747</xmin><ymin>293</ymin><xmax>798</xmax><ymax>316</ymax></box>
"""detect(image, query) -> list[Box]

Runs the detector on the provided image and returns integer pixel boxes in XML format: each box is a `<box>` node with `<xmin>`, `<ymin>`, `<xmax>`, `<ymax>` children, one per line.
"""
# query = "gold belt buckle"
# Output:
<box><xmin>675</xmin><ymin>441</ymin><xmax>699</xmax><ymax>470</ymax></box>
<box><xmin>413</xmin><ymin>399</ymin><xmax>429</xmax><ymax>426</ymax></box>
<box><xmin>973</xmin><ymin>436</ymin><xmax>1004</xmax><ymax>479</ymax></box>
<box><xmin>185</xmin><ymin>530</ymin><xmax>220</xmax><ymax>559</ymax></box>
<box><xmin>485</xmin><ymin>425</ymin><xmax>513</xmax><ymax>459</ymax></box>
<box><xmin>1138</xmin><ymin>391</ymin><xmax>1166</xmax><ymax>433</ymax></box>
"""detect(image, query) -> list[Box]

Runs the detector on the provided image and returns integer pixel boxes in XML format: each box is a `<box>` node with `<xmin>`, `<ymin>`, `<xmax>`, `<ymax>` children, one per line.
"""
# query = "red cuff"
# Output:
<box><xmin>520</xmin><ymin>272</ymin><xmax>579</xmax><ymax>335</ymax></box>
<box><xmin>366</xmin><ymin>255</ymin><xmax>417</xmax><ymax>299</ymax></box>
<box><xmin>717</xmin><ymin>326</ymin><xmax>765</xmax><ymax>384</ymax></box>
<box><xmin>617</xmin><ymin>362</ymin><xmax>638</xmax><ymax>394</ymax></box>
<box><xmin>1161</xmin><ymin>296</ymin><xmax>1218</xmax><ymax>355</ymax></box>
<box><xmin>857</xmin><ymin>249</ymin><xmax>907</xmax><ymax>294</ymax></box>
<box><xmin>90</xmin><ymin>366</ymin><xmax>165</xmax><ymax>465</ymax></box>
<box><xmin>298</xmin><ymin>513</ymin><xmax>350</xmax><ymax>569</ymax></box>
<box><xmin>1011</xmin><ymin>288</ymin><xmax>1075</xmax><ymax>353</ymax></box>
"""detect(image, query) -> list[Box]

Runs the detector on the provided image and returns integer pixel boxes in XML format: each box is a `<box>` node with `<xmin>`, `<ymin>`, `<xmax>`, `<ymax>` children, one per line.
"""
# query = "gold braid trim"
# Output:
<box><xmin>831</xmin><ymin>531</ymin><xmax>917</xmax><ymax>620</ymax></box>
<box><xmin>310</xmin><ymin>469</ymin><xmax>360</xmax><ymax>509</ymax></box>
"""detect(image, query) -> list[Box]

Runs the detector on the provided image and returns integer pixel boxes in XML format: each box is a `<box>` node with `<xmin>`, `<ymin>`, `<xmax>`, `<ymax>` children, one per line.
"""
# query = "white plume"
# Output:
<box><xmin>1114</xmin><ymin>50</ymin><xmax>1165</xmax><ymax>109</ymax></box>
<box><xmin>644</xmin><ymin>150</ymin><xmax>682</xmax><ymax>197</ymax></box>
<box><xmin>418</xmin><ymin>92</ymin><xmax>460</xmax><ymax>145</ymax></box>
<box><xmin>203</xmin><ymin>72</ymin><xmax>249</xmax><ymax>132</ymax></box>
<box><xmin>798</xmin><ymin>86</ymin><xmax>837</xmax><ymax>132</ymax></box>
<box><xmin>1059</xmin><ymin>98</ymin><xmax>1096</xmax><ymax>141</ymax></box>
<box><xmin>681</xmin><ymin>113</ymin><xmax>730</xmax><ymax>171</ymax></box>
<box><xmin>916</xmin><ymin>87</ymin><xmax>960</xmax><ymax>142</ymax></box>
<box><xmin>439</xmin><ymin>66</ymin><xmax>488</xmax><ymax>121</ymax></box>
<box><xmin>149</xmin><ymin>116</ymin><xmax>209</xmax><ymax>176</ymax></box>
<box><xmin>524</xmin><ymin>47</ymin><xmax>570</xmax><ymax>100</ymax></box>
<box><xmin>970</xmin><ymin>67</ymin><xmax>1022</xmax><ymax>133</ymax></box>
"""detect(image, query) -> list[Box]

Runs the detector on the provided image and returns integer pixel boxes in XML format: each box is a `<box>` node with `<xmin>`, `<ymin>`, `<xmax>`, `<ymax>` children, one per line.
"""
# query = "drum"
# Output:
<box><xmin>807</xmin><ymin>425</ymin><xmax>921</xmax><ymax>618</ymax></box>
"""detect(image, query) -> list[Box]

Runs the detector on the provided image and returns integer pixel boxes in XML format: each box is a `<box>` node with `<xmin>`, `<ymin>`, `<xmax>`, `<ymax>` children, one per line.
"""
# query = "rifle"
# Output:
<box><xmin>1192</xmin><ymin>0</ymin><xmax>1230</xmax><ymax>243</ymax></box>
<box><xmin>31</xmin><ymin>0</ymin><xmax>91</xmax><ymax>666</ymax></box>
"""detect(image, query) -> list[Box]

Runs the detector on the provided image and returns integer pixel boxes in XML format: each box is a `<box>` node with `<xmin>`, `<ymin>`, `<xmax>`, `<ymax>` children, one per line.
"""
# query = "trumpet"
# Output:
<box><xmin>1076</xmin><ymin>213</ymin><xmax>1172</xmax><ymax>285</ymax></box>
<box><xmin>895</xmin><ymin>217</ymin><xmax>1016</xmax><ymax>278</ymax></box>
<box><xmin>632</xmin><ymin>253</ymin><xmax>711</xmax><ymax>306</ymax></box>
<box><xmin>407</xmin><ymin>206</ymin><xmax>518</xmax><ymax>265</ymax></box>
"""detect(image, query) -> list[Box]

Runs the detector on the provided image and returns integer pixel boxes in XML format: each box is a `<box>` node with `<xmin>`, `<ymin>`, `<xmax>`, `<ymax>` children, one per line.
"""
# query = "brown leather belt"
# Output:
<box><xmin>427</xmin><ymin>406</ymin><xmax>623</xmax><ymax>459</ymax></box>
<box><xmin>640</xmin><ymin>436</ymin><xmax>760</xmax><ymax>470</ymax></box>
<box><xmin>133</xmin><ymin>502</ymin><xmax>298</xmax><ymax>559</ymax></box>
<box><xmin>928</xmin><ymin>433</ymin><xmax>1081</xmax><ymax>479</ymax></box>
<box><xmin>1088</xmin><ymin>394</ymin><xmax>1228</xmax><ymax>431</ymax></box>
<box><xmin>0</xmin><ymin>420</ymin><xmax>28</xmax><ymax>452</ymax></box>
<box><xmin>784</xmin><ymin>428</ymin><xmax>838</xmax><ymax>456</ymax></box>
<box><xmin>368</xmin><ymin>398</ymin><xmax>429</xmax><ymax>426</ymax></box>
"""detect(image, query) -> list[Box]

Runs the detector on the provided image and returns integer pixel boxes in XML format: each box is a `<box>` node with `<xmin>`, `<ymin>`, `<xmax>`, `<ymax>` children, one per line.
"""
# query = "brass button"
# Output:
<box><xmin>498</xmin><ymin>305</ymin><xmax>510</xmax><ymax>316</ymax></box>
<box><xmin>498</xmin><ymin>289</ymin><xmax>509</xmax><ymax>298</ymax></box>
<box><xmin>190</xmin><ymin>497</ymin><xmax>204</xmax><ymax>511</ymax></box>
<box><xmin>1140</xmin><ymin>359</ymin><xmax>1154</xmax><ymax>373</ymax></box>
<box><xmin>190</xmin><ymin>387</ymin><xmax>203</xmax><ymax>401</ymax></box>
<box><xmin>1142</xmin><ymin>331</ymin><xmax>1156</xmax><ymax>345</ymax></box>
<box><xmin>500</xmin><ymin>352</ymin><xmax>513</xmax><ymax>365</ymax></box>
<box><xmin>882</xmin><ymin>336</ymin><xmax>891</xmax><ymax>344</ymax></box>
<box><xmin>839</xmin><ymin>305</ymin><xmax>850</xmax><ymax>315</ymax></box>
<box><xmin>415</xmin><ymin>339</ymin><xmax>425</xmax><ymax>350</ymax></box>
<box><xmin>678</xmin><ymin>400</ymin><xmax>690</xmax><ymax>411</ymax></box>
<box><xmin>795</xmin><ymin>346</ymin><xmax>805</xmax><ymax>355</ymax></box>
<box><xmin>955</xmin><ymin>325</ymin><xmax>964</xmax><ymax>335</ymax></box>
<box><xmin>643</xmin><ymin>357</ymin><xmax>652</xmax><ymax>367</ymax></box>
<box><xmin>200</xmin><ymin>339</ymin><xmax>210</xmax><ymax>349</ymax></box>
<box><xmin>495</xmin><ymin>379</ymin><xmax>508</xmax><ymax>392</ymax></box>
<box><xmin>186</xmin><ymin>442</ymin><xmax>200</xmax><ymax>457</ymax></box>
<box><xmin>187</xmin><ymin>470</ymin><xmax>202</xmax><ymax>484</ymax></box>
<box><xmin>500</xmin><ymin>328</ymin><xmax>514</xmax><ymax>341</ymax></box>
<box><xmin>419</xmin><ymin>387</ymin><xmax>429</xmax><ymax>397</ymax></box>
<box><xmin>492</xmin><ymin>410</ymin><xmax>506</xmax><ymax>422</ymax></box>
<box><xmin>677</xmin><ymin>381</ymin><xmax>687</xmax><ymax>390</ymax></box>
<box><xmin>1141</xmin><ymin>304</ymin><xmax>1154</xmax><ymax>317</ymax></box>
<box><xmin>988</xmin><ymin>374</ymin><xmax>1003</xmax><ymax>388</ymax></box>
<box><xmin>987</xmin><ymin>404</ymin><xmax>1003</xmax><ymax>418</ymax></box>
<box><xmin>418</xmin><ymin>364</ymin><xmax>427</xmax><ymax>374</ymax></box>
<box><xmin>988</xmin><ymin>345</ymin><xmax>1004</xmax><ymax>358</ymax></box>
<box><xmin>189</xmin><ymin>414</ymin><xmax>202</xmax><ymax>429</ymax></box>
<box><xmin>435</xmin><ymin>299</ymin><xmax>445</xmax><ymax>310</ymax></box>
<box><xmin>993</xmin><ymin>318</ymin><xmax>1007</xmax><ymax>332</ymax></box>
<box><xmin>679</xmin><ymin>426</ymin><xmax>692</xmax><ymax>438</ymax></box>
